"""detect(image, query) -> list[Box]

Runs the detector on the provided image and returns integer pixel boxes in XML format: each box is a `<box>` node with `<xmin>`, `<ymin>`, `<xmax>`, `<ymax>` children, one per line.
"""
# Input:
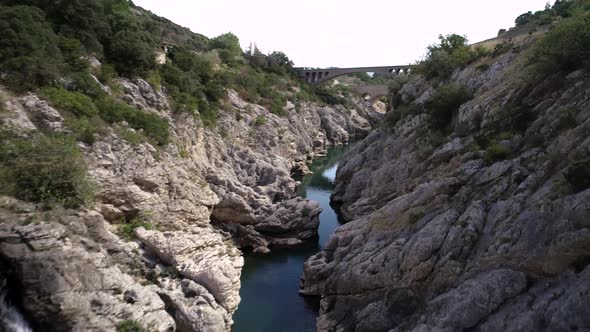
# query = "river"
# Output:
<box><xmin>232</xmin><ymin>146</ymin><xmax>350</xmax><ymax>332</ymax></box>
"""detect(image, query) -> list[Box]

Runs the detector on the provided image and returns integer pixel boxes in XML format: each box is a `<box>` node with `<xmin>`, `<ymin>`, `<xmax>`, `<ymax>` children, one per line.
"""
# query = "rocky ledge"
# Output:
<box><xmin>301</xmin><ymin>34</ymin><xmax>590</xmax><ymax>331</ymax></box>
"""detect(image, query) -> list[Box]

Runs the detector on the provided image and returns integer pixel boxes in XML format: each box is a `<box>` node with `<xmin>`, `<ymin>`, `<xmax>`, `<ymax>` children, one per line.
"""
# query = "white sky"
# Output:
<box><xmin>133</xmin><ymin>0</ymin><xmax>550</xmax><ymax>68</ymax></box>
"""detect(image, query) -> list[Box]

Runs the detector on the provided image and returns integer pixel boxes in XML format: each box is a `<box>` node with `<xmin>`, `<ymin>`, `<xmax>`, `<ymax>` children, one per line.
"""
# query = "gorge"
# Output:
<box><xmin>1</xmin><ymin>0</ymin><xmax>590</xmax><ymax>331</ymax></box>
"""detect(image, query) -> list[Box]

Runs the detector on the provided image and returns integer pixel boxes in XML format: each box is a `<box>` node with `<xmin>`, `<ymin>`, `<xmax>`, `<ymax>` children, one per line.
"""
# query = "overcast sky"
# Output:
<box><xmin>133</xmin><ymin>0</ymin><xmax>549</xmax><ymax>68</ymax></box>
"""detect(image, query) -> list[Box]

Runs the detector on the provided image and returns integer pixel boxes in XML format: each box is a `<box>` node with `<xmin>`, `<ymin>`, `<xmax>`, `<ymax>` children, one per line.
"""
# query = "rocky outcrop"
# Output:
<box><xmin>0</xmin><ymin>197</ymin><xmax>175</xmax><ymax>331</ymax></box>
<box><xmin>84</xmin><ymin>80</ymin><xmax>374</xmax><ymax>252</ymax></box>
<box><xmin>301</xmin><ymin>34</ymin><xmax>590</xmax><ymax>330</ymax></box>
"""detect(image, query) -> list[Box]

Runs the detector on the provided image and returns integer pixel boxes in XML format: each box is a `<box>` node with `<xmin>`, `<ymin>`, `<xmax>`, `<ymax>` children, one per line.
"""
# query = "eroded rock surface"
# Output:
<box><xmin>302</xmin><ymin>34</ymin><xmax>590</xmax><ymax>331</ymax></box>
<box><xmin>0</xmin><ymin>198</ymin><xmax>175</xmax><ymax>332</ymax></box>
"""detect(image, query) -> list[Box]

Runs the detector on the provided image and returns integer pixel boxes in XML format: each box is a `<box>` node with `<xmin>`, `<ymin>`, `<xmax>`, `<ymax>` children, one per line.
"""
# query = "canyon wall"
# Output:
<box><xmin>0</xmin><ymin>78</ymin><xmax>376</xmax><ymax>331</ymax></box>
<box><xmin>301</xmin><ymin>33</ymin><xmax>590</xmax><ymax>331</ymax></box>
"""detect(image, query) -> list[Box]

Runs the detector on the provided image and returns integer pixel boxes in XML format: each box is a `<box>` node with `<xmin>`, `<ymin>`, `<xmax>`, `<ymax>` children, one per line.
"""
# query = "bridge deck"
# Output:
<box><xmin>298</xmin><ymin>65</ymin><xmax>415</xmax><ymax>84</ymax></box>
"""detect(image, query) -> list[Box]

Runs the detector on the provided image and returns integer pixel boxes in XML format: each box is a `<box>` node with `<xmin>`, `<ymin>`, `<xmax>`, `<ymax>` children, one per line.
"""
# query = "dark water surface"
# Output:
<box><xmin>232</xmin><ymin>146</ymin><xmax>350</xmax><ymax>332</ymax></box>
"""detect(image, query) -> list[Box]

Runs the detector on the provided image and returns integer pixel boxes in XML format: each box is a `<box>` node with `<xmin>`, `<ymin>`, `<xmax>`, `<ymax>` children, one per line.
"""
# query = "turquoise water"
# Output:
<box><xmin>232</xmin><ymin>146</ymin><xmax>349</xmax><ymax>332</ymax></box>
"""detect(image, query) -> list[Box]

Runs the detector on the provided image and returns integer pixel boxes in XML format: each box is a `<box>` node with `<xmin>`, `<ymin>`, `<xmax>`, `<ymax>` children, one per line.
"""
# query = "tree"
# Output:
<box><xmin>0</xmin><ymin>5</ymin><xmax>63</xmax><ymax>90</ymax></box>
<box><xmin>267</xmin><ymin>51</ymin><xmax>295</xmax><ymax>75</ymax></box>
<box><xmin>209</xmin><ymin>32</ymin><xmax>242</xmax><ymax>64</ymax></box>
<box><xmin>515</xmin><ymin>11</ymin><xmax>533</xmax><ymax>26</ymax></box>
<box><xmin>436</xmin><ymin>34</ymin><xmax>468</xmax><ymax>54</ymax></box>
<box><xmin>417</xmin><ymin>34</ymin><xmax>482</xmax><ymax>79</ymax></box>
<box><xmin>107</xmin><ymin>29</ymin><xmax>156</xmax><ymax>76</ymax></box>
<box><xmin>530</xmin><ymin>11</ymin><xmax>590</xmax><ymax>74</ymax></box>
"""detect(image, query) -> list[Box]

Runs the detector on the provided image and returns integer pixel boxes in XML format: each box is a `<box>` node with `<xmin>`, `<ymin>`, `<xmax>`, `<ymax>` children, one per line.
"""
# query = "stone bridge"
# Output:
<box><xmin>349</xmin><ymin>85</ymin><xmax>390</xmax><ymax>101</ymax></box>
<box><xmin>299</xmin><ymin>65</ymin><xmax>414</xmax><ymax>85</ymax></box>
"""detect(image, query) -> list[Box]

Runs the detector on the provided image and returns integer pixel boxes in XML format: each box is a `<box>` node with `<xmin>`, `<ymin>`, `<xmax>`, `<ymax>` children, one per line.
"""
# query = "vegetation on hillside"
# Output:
<box><xmin>0</xmin><ymin>132</ymin><xmax>94</xmax><ymax>208</ymax></box>
<box><xmin>0</xmin><ymin>0</ymin><xmax>355</xmax><ymax>209</ymax></box>
<box><xmin>425</xmin><ymin>84</ymin><xmax>473</xmax><ymax>131</ymax></box>
<box><xmin>529</xmin><ymin>11</ymin><xmax>590</xmax><ymax>76</ymax></box>
<box><xmin>416</xmin><ymin>34</ymin><xmax>488</xmax><ymax>80</ymax></box>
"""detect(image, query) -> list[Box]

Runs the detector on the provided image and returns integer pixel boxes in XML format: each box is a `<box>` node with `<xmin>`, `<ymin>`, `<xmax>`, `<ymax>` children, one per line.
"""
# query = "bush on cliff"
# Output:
<box><xmin>416</xmin><ymin>34</ymin><xmax>488</xmax><ymax>80</ymax></box>
<box><xmin>107</xmin><ymin>29</ymin><xmax>157</xmax><ymax>77</ymax></box>
<box><xmin>41</xmin><ymin>87</ymin><xmax>98</xmax><ymax>117</ymax></box>
<box><xmin>0</xmin><ymin>132</ymin><xmax>94</xmax><ymax>208</ymax></box>
<box><xmin>425</xmin><ymin>84</ymin><xmax>473</xmax><ymax>131</ymax></box>
<box><xmin>529</xmin><ymin>11</ymin><xmax>590</xmax><ymax>76</ymax></box>
<box><xmin>96</xmin><ymin>98</ymin><xmax>170</xmax><ymax>146</ymax></box>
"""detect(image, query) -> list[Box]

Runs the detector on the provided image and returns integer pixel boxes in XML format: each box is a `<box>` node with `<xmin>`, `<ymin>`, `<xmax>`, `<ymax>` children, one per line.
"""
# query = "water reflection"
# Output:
<box><xmin>232</xmin><ymin>146</ymin><xmax>351</xmax><ymax>332</ymax></box>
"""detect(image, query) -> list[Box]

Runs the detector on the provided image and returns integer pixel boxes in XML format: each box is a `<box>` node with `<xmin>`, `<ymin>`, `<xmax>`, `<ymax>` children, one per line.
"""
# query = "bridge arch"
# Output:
<box><xmin>299</xmin><ymin>65</ymin><xmax>414</xmax><ymax>85</ymax></box>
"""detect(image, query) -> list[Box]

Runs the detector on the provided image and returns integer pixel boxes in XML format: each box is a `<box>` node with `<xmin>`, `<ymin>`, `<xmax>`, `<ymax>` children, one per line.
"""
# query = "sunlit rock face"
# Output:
<box><xmin>301</xmin><ymin>34</ymin><xmax>590</xmax><ymax>331</ymax></box>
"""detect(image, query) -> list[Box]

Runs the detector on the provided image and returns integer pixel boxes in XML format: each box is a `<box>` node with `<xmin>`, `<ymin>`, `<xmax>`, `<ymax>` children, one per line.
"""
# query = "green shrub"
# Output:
<box><xmin>159</xmin><ymin>49</ymin><xmax>223</xmax><ymax>125</ymax></box>
<box><xmin>565</xmin><ymin>158</ymin><xmax>590</xmax><ymax>193</ymax></box>
<box><xmin>58</xmin><ymin>36</ymin><xmax>88</xmax><ymax>72</ymax></box>
<box><xmin>108</xmin><ymin>29</ymin><xmax>156</xmax><ymax>77</ymax></box>
<box><xmin>96</xmin><ymin>98</ymin><xmax>169</xmax><ymax>145</ymax></box>
<box><xmin>209</xmin><ymin>32</ymin><xmax>242</xmax><ymax>65</ymax></box>
<box><xmin>98</xmin><ymin>64</ymin><xmax>118</xmax><ymax>85</ymax></box>
<box><xmin>0</xmin><ymin>132</ymin><xmax>94</xmax><ymax>208</ymax></box>
<box><xmin>66</xmin><ymin>117</ymin><xmax>97</xmax><ymax>145</ymax></box>
<box><xmin>119</xmin><ymin>128</ymin><xmax>144</xmax><ymax>145</ymax></box>
<box><xmin>417</xmin><ymin>34</ymin><xmax>487</xmax><ymax>79</ymax></box>
<box><xmin>269</xmin><ymin>95</ymin><xmax>287</xmax><ymax>116</ymax></box>
<box><xmin>529</xmin><ymin>12</ymin><xmax>590</xmax><ymax>76</ymax></box>
<box><xmin>70</xmin><ymin>72</ymin><xmax>106</xmax><ymax>99</ymax></box>
<box><xmin>484</xmin><ymin>143</ymin><xmax>512</xmax><ymax>164</ymax></box>
<box><xmin>425</xmin><ymin>84</ymin><xmax>473</xmax><ymax>131</ymax></box>
<box><xmin>116</xmin><ymin>320</ymin><xmax>146</xmax><ymax>332</ymax></box>
<box><xmin>40</xmin><ymin>87</ymin><xmax>98</xmax><ymax>117</ymax></box>
<box><xmin>253</xmin><ymin>115</ymin><xmax>266</xmax><ymax>126</ymax></box>
<box><xmin>120</xmin><ymin>217</ymin><xmax>152</xmax><ymax>239</ymax></box>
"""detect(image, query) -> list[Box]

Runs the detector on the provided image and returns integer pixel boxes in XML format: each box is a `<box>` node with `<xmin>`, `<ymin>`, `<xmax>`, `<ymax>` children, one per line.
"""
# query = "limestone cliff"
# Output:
<box><xmin>301</xmin><ymin>33</ymin><xmax>590</xmax><ymax>330</ymax></box>
<box><xmin>0</xmin><ymin>75</ymin><xmax>376</xmax><ymax>331</ymax></box>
